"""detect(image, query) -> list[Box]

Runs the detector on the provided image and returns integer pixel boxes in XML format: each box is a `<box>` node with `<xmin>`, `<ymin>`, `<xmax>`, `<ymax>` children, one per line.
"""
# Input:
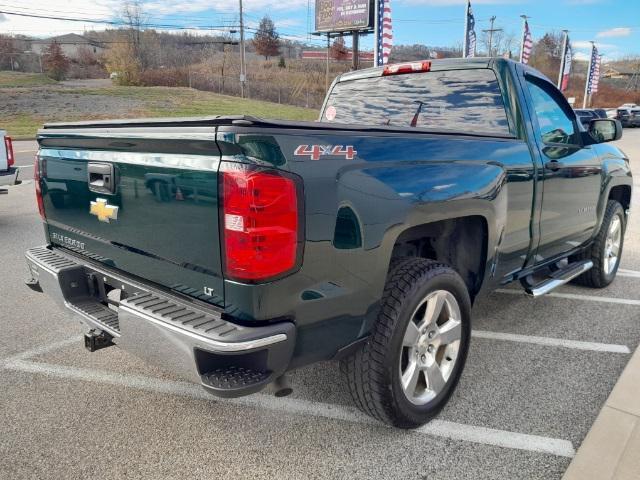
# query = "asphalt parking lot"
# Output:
<box><xmin>1</xmin><ymin>131</ymin><xmax>639</xmax><ymax>479</ymax></box>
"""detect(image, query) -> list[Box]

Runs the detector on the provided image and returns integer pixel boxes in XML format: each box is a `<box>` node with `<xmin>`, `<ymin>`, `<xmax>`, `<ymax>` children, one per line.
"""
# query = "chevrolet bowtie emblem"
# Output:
<box><xmin>90</xmin><ymin>198</ymin><xmax>119</xmax><ymax>223</ymax></box>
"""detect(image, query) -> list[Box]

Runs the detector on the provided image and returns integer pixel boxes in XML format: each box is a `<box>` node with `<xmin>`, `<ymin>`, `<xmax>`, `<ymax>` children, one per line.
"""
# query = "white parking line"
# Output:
<box><xmin>0</xmin><ymin>336</ymin><xmax>82</xmax><ymax>367</ymax></box>
<box><xmin>618</xmin><ymin>269</ymin><xmax>640</xmax><ymax>278</ymax></box>
<box><xmin>472</xmin><ymin>330</ymin><xmax>631</xmax><ymax>354</ymax></box>
<box><xmin>495</xmin><ymin>289</ymin><xmax>640</xmax><ymax>306</ymax></box>
<box><xmin>3</xmin><ymin>359</ymin><xmax>576</xmax><ymax>458</ymax></box>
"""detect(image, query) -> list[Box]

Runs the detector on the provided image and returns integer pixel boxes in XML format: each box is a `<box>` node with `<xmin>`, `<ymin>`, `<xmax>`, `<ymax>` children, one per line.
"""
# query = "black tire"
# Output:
<box><xmin>572</xmin><ymin>200</ymin><xmax>625</xmax><ymax>288</ymax></box>
<box><xmin>340</xmin><ymin>258</ymin><xmax>471</xmax><ymax>428</ymax></box>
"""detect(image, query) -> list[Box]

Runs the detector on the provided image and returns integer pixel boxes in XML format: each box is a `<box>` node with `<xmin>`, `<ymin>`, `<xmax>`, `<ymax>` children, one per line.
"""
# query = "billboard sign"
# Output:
<box><xmin>315</xmin><ymin>0</ymin><xmax>373</xmax><ymax>33</ymax></box>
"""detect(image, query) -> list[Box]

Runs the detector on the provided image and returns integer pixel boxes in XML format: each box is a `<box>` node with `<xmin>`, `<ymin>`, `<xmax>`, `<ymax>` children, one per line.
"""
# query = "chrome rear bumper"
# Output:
<box><xmin>25</xmin><ymin>246</ymin><xmax>295</xmax><ymax>397</ymax></box>
<box><xmin>0</xmin><ymin>167</ymin><xmax>19</xmax><ymax>188</ymax></box>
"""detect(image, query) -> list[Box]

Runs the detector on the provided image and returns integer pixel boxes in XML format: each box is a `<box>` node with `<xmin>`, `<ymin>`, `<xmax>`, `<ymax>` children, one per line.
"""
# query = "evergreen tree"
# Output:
<box><xmin>253</xmin><ymin>16</ymin><xmax>280</xmax><ymax>60</ymax></box>
<box><xmin>42</xmin><ymin>41</ymin><xmax>70</xmax><ymax>81</ymax></box>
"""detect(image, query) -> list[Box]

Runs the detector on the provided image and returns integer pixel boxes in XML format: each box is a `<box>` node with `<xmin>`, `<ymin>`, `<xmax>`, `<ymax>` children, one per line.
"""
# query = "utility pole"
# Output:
<box><xmin>326</xmin><ymin>33</ymin><xmax>330</xmax><ymax>92</ymax></box>
<box><xmin>482</xmin><ymin>16</ymin><xmax>502</xmax><ymax>57</ymax></box>
<box><xmin>351</xmin><ymin>31</ymin><xmax>359</xmax><ymax>71</ymax></box>
<box><xmin>239</xmin><ymin>0</ymin><xmax>247</xmax><ymax>98</ymax></box>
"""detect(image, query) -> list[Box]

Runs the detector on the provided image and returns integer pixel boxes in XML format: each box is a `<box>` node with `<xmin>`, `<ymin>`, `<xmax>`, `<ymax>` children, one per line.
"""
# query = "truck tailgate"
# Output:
<box><xmin>37</xmin><ymin>127</ymin><xmax>224</xmax><ymax>306</ymax></box>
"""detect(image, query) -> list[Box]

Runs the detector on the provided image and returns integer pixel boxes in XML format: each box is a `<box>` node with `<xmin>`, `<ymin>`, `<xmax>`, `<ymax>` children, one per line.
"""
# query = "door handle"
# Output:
<box><xmin>545</xmin><ymin>160</ymin><xmax>565</xmax><ymax>171</ymax></box>
<box><xmin>88</xmin><ymin>162</ymin><xmax>116</xmax><ymax>194</ymax></box>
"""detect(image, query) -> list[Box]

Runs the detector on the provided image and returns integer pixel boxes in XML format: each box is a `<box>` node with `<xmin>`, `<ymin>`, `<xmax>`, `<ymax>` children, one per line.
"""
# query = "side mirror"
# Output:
<box><xmin>589</xmin><ymin>119</ymin><xmax>622</xmax><ymax>143</ymax></box>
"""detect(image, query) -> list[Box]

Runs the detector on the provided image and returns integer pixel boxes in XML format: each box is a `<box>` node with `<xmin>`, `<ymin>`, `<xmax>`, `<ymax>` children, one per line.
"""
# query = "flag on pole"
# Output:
<box><xmin>587</xmin><ymin>46</ymin><xmax>601</xmax><ymax>94</ymax></box>
<box><xmin>376</xmin><ymin>0</ymin><xmax>393</xmax><ymax>66</ymax></box>
<box><xmin>520</xmin><ymin>20</ymin><xmax>533</xmax><ymax>64</ymax></box>
<box><xmin>463</xmin><ymin>1</ymin><xmax>476</xmax><ymax>58</ymax></box>
<box><xmin>559</xmin><ymin>36</ymin><xmax>572</xmax><ymax>92</ymax></box>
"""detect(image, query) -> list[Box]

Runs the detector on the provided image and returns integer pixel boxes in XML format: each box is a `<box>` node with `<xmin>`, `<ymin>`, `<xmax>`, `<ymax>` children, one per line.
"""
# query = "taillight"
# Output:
<box><xmin>383</xmin><ymin>60</ymin><xmax>431</xmax><ymax>76</ymax></box>
<box><xmin>220</xmin><ymin>162</ymin><xmax>302</xmax><ymax>282</ymax></box>
<box><xmin>34</xmin><ymin>156</ymin><xmax>45</xmax><ymax>220</ymax></box>
<box><xmin>4</xmin><ymin>136</ymin><xmax>14</xmax><ymax>167</ymax></box>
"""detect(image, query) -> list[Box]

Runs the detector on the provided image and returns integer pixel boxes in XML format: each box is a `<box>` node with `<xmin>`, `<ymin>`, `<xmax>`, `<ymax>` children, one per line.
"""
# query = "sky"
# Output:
<box><xmin>0</xmin><ymin>0</ymin><xmax>638</xmax><ymax>61</ymax></box>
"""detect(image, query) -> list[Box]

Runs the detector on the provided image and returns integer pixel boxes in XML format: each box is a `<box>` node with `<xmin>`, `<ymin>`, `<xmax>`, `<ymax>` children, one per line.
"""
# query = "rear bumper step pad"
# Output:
<box><xmin>25</xmin><ymin>246</ymin><xmax>296</xmax><ymax>397</ymax></box>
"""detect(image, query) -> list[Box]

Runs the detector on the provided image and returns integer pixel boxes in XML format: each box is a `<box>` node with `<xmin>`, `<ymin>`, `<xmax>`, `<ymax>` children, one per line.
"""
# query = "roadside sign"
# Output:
<box><xmin>315</xmin><ymin>0</ymin><xmax>373</xmax><ymax>33</ymax></box>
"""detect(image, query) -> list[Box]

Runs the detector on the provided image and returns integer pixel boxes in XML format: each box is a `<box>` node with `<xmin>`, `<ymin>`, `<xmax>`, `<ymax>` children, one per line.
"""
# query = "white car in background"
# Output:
<box><xmin>0</xmin><ymin>129</ymin><xmax>19</xmax><ymax>193</ymax></box>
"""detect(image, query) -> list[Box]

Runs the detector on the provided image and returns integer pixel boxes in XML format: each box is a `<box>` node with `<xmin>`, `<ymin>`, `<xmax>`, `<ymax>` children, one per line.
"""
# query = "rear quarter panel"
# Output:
<box><xmin>217</xmin><ymin>127</ymin><xmax>534</xmax><ymax>366</ymax></box>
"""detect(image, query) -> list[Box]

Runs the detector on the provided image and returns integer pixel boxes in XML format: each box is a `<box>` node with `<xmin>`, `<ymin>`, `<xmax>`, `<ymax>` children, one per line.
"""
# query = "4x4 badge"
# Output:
<box><xmin>90</xmin><ymin>198</ymin><xmax>119</xmax><ymax>223</ymax></box>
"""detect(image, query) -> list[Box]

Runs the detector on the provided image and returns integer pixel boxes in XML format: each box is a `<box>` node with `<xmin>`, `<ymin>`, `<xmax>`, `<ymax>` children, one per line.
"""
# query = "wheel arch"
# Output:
<box><xmin>608</xmin><ymin>184</ymin><xmax>631</xmax><ymax>211</ymax></box>
<box><xmin>388</xmin><ymin>215</ymin><xmax>490</xmax><ymax>300</ymax></box>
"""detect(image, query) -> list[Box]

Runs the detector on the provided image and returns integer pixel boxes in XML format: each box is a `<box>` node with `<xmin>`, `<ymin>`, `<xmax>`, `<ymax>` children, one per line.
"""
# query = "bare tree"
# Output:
<box><xmin>480</xmin><ymin>29</ymin><xmax>517</xmax><ymax>57</ymax></box>
<box><xmin>330</xmin><ymin>37</ymin><xmax>349</xmax><ymax>61</ymax></box>
<box><xmin>529</xmin><ymin>32</ymin><xmax>564</xmax><ymax>79</ymax></box>
<box><xmin>0</xmin><ymin>35</ymin><xmax>16</xmax><ymax>70</ymax></box>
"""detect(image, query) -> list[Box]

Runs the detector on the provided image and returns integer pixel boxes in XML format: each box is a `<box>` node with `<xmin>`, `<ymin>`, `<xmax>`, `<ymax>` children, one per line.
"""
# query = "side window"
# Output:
<box><xmin>526</xmin><ymin>78</ymin><xmax>578</xmax><ymax>145</ymax></box>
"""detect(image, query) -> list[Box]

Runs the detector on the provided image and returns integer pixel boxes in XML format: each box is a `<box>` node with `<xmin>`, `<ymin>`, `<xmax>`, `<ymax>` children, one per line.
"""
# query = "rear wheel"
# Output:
<box><xmin>572</xmin><ymin>200</ymin><xmax>625</xmax><ymax>288</ymax></box>
<box><xmin>340</xmin><ymin>258</ymin><xmax>471</xmax><ymax>428</ymax></box>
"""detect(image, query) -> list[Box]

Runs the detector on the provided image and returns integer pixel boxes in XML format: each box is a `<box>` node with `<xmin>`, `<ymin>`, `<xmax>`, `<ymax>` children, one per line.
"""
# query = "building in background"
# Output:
<box><xmin>31</xmin><ymin>34</ymin><xmax>105</xmax><ymax>59</ymax></box>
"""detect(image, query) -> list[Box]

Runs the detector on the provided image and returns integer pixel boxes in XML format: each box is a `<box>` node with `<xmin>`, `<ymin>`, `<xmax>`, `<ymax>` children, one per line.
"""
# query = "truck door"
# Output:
<box><xmin>523</xmin><ymin>73</ymin><xmax>602</xmax><ymax>261</ymax></box>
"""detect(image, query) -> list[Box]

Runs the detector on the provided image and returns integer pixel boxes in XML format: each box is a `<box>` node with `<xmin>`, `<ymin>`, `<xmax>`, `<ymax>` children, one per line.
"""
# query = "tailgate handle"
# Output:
<box><xmin>88</xmin><ymin>163</ymin><xmax>116</xmax><ymax>194</ymax></box>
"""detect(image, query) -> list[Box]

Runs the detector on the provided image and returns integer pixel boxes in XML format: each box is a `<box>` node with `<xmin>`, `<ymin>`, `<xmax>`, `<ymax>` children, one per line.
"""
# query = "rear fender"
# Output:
<box><xmin>337</xmin><ymin>160</ymin><xmax>507</xmax><ymax>299</ymax></box>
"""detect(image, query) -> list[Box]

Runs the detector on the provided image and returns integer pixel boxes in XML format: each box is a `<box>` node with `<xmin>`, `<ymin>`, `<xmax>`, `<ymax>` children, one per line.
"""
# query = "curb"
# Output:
<box><xmin>563</xmin><ymin>344</ymin><xmax>640</xmax><ymax>480</ymax></box>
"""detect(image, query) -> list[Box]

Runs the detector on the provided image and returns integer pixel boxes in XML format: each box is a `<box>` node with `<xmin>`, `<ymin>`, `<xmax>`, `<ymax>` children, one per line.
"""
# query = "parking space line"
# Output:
<box><xmin>618</xmin><ymin>269</ymin><xmax>640</xmax><ymax>278</ymax></box>
<box><xmin>0</xmin><ymin>336</ymin><xmax>82</xmax><ymax>366</ymax></box>
<box><xmin>495</xmin><ymin>289</ymin><xmax>640</xmax><ymax>306</ymax></box>
<box><xmin>3</xmin><ymin>359</ymin><xmax>576</xmax><ymax>458</ymax></box>
<box><xmin>472</xmin><ymin>330</ymin><xmax>631</xmax><ymax>354</ymax></box>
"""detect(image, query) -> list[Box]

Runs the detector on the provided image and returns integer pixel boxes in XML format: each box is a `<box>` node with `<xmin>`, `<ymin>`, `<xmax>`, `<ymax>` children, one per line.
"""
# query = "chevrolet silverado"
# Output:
<box><xmin>25</xmin><ymin>58</ymin><xmax>632</xmax><ymax>428</ymax></box>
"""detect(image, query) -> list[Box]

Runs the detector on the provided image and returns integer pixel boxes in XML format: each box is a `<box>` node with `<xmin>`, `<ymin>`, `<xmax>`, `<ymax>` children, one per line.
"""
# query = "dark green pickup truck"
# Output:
<box><xmin>26</xmin><ymin>58</ymin><xmax>632</xmax><ymax>428</ymax></box>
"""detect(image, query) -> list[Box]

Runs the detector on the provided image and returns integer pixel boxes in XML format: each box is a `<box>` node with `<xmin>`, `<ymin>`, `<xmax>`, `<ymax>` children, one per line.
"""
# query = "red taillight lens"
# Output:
<box><xmin>4</xmin><ymin>136</ymin><xmax>14</xmax><ymax>167</ymax></box>
<box><xmin>383</xmin><ymin>60</ymin><xmax>431</xmax><ymax>76</ymax></box>
<box><xmin>34</xmin><ymin>156</ymin><xmax>45</xmax><ymax>220</ymax></box>
<box><xmin>221</xmin><ymin>162</ymin><xmax>301</xmax><ymax>282</ymax></box>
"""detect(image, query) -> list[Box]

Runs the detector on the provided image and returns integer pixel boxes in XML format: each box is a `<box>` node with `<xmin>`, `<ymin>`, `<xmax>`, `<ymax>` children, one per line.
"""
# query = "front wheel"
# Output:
<box><xmin>572</xmin><ymin>200</ymin><xmax>626</xmax><ymax>288</ymax></box>
<box><xmin>340</xmin><ymin>258</ymin><xmax>471</xmax><ymax>428</ymax></box>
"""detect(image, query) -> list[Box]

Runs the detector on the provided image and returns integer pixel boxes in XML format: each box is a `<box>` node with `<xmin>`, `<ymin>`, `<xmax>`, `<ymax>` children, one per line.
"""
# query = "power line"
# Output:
<box><xmin>0</xmin><ymin>9</ymin><xmax>240</xmax><ymax>31</ymax></box>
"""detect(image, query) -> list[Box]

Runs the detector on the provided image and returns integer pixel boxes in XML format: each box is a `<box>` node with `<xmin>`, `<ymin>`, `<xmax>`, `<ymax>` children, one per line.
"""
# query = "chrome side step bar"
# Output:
<box><xmin>521</xmin><ymin>260</ymin><xmax>593</xmax><ymax>297</ymax></box>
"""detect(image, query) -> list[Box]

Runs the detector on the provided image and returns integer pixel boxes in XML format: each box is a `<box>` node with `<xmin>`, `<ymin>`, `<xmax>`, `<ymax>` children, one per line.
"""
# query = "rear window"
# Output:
<box><xmin>323</xmin><ymin>69</ymin><xmax>511</xmax><ymax>136</ymax></box>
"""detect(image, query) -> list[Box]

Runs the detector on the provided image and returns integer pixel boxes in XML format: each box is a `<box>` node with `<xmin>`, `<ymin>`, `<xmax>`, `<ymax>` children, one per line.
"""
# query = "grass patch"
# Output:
<box><xmin>0</xmin><ymin>114</ymin><xmax>44</xmax><ymax>139</ymax></box>
<box><xmin>3</xmin><ymin>84</ymin><xmax>317</xmax><ymax>138</ymax></box>
<box><xmin>63</xmin><ymin>85</ymin><xmax>318</xmax><ymax>121</ymax></box>
<box><xmin>0</xmin><ymin>71</ymin><xmax>56</xmax><ymax>88</ymax></box>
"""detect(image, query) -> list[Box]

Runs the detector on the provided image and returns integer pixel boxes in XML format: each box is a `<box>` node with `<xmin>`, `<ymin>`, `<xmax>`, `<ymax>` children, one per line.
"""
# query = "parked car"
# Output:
<box><xmin>615</xmin><ymin>108</ymin><xmax>635</xmax><ymax>127</ymax></box>
<box><xmin>0</xmin><ymin>129</ymin><xmax>19</xmax><ymax>193</ymax></box>
<box><xmin>592</xmin><ymin>108</ymin><xmax>608</xmax><ymax>119</ymax></box>
<box><xmin>631</xmin><ymin>108</ymin><xmax>640</xmax><ymax>127</ymax></box>
<box><xmin>574</xmin><ymin>109</ymin><xmax>599</xmax><ymax>127</ymax></box>
<box><xmin>605</xmin><ymin>109</ymin><xmax>618</xmax><ymax>119</ymax></box>
<box><xmin>26</xmin><ymin>58</ymin><xmax>632</xmax><ymax>428</ymax></box>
